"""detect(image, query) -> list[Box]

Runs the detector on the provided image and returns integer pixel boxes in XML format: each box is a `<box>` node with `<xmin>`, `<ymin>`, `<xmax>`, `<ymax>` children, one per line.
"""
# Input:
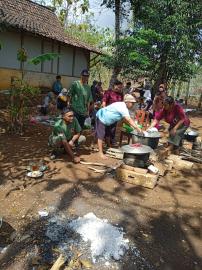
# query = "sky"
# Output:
<box><xmin>34</xmin><ymin>0</ymin><xmax>115</xmax><ymax>28</ymax></box>
<box><xmin>35</xmin><ymin>0</ymin><xmax>115</xmax><ymax>28</ymax></box>
<box><xmin>89</xmin><ymin>0</ymin><xmax>114</xmax><ymax>28</ymax></box>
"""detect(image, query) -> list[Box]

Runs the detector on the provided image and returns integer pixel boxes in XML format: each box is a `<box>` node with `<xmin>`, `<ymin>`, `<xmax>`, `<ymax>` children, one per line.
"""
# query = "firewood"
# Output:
<box><xmin>50</xmin><ymin>254</ymin><xmax>65</xmax><ymax>270</ymax></box>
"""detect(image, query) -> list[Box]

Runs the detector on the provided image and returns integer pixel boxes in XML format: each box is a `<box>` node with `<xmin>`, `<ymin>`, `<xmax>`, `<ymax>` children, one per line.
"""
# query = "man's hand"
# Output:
<box><xmin>69</xmin><ymin>140</ymin><xmax>74</xmax><ymax>147</ymax></box>
<box><xmin>137</xmin><ymin>127</ymin><xmax>143</xmax><ymax>134</ymax></box>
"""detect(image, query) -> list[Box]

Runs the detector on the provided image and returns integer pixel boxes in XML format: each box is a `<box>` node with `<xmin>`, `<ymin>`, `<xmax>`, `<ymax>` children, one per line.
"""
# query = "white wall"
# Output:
<box><xmin>53</xmin><ymin>42</ymin><xmax>59</xmax><ymax>74</ymax></box>
<box><xmin>59</xmin><ymin>45</ymin><xmax>73</xmax><ymax>76</ymax></box>
<box><xmin>0</xmin><ymin>31</ymin><xmax>21</xmax><ymax>69</ymax></box>
<box><xmin>43</xmin><ymin>40</ymin><xmax>52</xmax><ymax>73</ymax></box>
<box><xmin>23</xmin><ymin>34</ymin><xmax>42</xmax><ymax>72</ymax></box>
<box><xmin>74</xmin><ymin>48</ymin><xmax>88</xmax><ymax>77</ymax></box>
<box><xmin>0</xmin><ymin>31</ymin><xmax>90</xmax><ymax>77</ymax></box>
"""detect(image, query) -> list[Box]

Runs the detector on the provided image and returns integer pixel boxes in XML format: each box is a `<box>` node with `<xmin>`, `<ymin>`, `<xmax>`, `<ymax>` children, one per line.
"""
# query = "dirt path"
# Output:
<box><xmin>0</xmin><ymin>115</ymin><xmax>201</xmax><ymax>270</ymax></box>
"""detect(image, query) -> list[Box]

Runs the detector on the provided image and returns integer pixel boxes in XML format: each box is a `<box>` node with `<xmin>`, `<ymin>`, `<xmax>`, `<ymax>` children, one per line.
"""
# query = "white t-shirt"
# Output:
<box><xmin>143</xmin><ymin>90</ymin><xmax>151</xmax><ymax>100</ymax></box>
<box><xmin>96</xmin><ymin>102</ymin><xmax>130</xmax><ymax>126</ymax></box>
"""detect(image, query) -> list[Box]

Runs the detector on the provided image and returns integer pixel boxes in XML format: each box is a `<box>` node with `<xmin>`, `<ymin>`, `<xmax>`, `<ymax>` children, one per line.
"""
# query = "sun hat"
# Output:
<box><xmin>124</xmin><ymin>94</ymin><xmax>137</xmax><ymax>103</ymax></box>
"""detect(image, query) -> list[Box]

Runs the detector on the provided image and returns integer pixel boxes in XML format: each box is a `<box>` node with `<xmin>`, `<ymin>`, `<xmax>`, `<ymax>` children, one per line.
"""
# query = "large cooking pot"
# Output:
<box><xmin>184</xmin><ymin>130</ymin><xmax>198</xmax><ymax>142</ymax></box>
<box><xmin>131</xmin><ymin>130</ymin><xmax>161</xmax><ymax>149</ymax></box>
<box><xmin>121</xmin><ymin>144</ymin><xmax>153</xmax><ymax>168</ymax></box>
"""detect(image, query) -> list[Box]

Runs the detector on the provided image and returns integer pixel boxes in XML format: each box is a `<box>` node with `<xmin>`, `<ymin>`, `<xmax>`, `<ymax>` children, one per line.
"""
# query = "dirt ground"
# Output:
<box><xmin>0</xmin><ymin>111</ymin><xmax>202</xmax><ymax>270</ymax></box>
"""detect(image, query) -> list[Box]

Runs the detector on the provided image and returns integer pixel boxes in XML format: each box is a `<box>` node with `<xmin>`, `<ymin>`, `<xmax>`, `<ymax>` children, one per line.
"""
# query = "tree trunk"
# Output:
<box><xmin>198</xmin><ymin>91</ymin><xmax>202</xmax><ymax>109</ymax></box>
<box><xmin>185</xmin><ymin>79</ymin><xmax>191</xmax><ymax>106</ymax></box>
<box><xmin>115</xmin><ymin>0</ymin><xmax>121</xmax><ymax>42</ymax></box>
<box><xmin>109</xmin><ymin>0</ymin><xmax>121</xmax><ymax>88</ymax></box>
<box><xmin>153</xmin><ymin>44</ymin><xmax>170</xmax><ymax>94</ymax></box>
<box><xmin>131</xmin><ymin>0</ymin><xmax>141</xmax><ymax>28</ymax></box>
<box><xmin>176</xmin><ymin>81</ymin><xmax>182</xmax><ymax>99</ymax></box>
<box><xmin>170</xmin><ymin>81</ymin><xmax>176</xmax><ymax>97</ymax></box>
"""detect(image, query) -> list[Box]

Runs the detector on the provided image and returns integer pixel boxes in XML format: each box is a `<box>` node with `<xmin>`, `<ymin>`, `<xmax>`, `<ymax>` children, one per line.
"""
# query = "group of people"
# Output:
<box><xmin>44</xmin><ymin>69</ymin><xmax>190</xmax><ymax>162</ymax></box>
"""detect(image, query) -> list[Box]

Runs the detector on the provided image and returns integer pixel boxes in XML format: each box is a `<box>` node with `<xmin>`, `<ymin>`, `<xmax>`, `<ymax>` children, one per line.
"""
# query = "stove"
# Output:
<box><xmin>121</xmin><ymin>144</ymin><xmax>153</xmax><ymax>168</ymax></box>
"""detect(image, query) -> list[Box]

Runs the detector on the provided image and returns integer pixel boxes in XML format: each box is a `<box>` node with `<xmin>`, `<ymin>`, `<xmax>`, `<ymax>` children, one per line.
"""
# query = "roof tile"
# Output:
<box><xmin>0</xmin><ymin>0</ymin><xmax>101</xmax><ymax>53</ymax></box>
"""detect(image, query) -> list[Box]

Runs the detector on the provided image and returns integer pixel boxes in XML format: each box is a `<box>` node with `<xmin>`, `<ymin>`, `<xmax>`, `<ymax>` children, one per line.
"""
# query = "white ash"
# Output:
<box><xmin>69</xmin><ymin>212</ymin><xmax>129</xmax><ymax>261</ymax></box>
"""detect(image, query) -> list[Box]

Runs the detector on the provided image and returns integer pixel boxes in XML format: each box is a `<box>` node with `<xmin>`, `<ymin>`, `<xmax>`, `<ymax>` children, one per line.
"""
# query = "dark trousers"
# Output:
<box><xmin>106</xmin><ymin>122</ymin><xmax>117</xmax><ymax>143</ymax></box>
<box><xmin>74</xmin><ymin>111</ymin><xmax>86</xmax><ymax>129</ymax></box>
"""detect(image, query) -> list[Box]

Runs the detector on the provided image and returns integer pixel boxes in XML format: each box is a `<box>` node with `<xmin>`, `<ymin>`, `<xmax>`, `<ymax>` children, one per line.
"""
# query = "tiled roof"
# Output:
<box><xmin>0</xmin><ymin>0</ymin><xmax>101</xmax><ymax>53</ymax></box>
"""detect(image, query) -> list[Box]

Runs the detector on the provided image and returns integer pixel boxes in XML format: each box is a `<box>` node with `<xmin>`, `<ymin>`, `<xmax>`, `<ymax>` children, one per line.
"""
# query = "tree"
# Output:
<box><xmin>102</xmin><ymin>0</ymin><xmax>125</xmax><ymax>87</ymax></box>
<box><xmin>103</xmin><ymin>0</ymin><xmax>202</xmax><ymax>91</ymax></box>
<box><xmin>51</xmin><ymin>0</ymin><xmax>89</xmax><ymax>26</ymax></box>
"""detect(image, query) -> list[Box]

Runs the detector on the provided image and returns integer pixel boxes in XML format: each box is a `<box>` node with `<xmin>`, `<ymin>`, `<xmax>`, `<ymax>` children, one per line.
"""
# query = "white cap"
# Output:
<box><xmin>124</xmin><ymin>94</ymin><xmax>137</xmax><ymax>103</ymax></box>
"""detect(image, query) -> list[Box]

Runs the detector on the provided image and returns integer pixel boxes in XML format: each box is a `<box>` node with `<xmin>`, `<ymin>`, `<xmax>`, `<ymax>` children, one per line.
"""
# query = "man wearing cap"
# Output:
<box><xmin>68</xmin><ymin>69</ymin><xmax>93</xmax><ymax>129</ymax></box>
<box><xmin>96</xmin><ymin>94</ymin><xmax>143</xmax><ymax>159</ymax></box>
<box><xmin>48</xmin><ymin>108</ymin><xmax>86</xmax><ymax>163</ymax></box>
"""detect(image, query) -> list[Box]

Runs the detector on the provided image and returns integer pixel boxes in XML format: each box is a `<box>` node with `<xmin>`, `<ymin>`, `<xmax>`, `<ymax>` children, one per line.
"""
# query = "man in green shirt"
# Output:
<box><xmin>49</xmin><ymin>108</ymin><xmax>86</xmax><ymax>163</ymax></box>
<box><xmin>68</xmin><ymin>69</ymin><xmax>93</xmax><ymax>129</ymax></box>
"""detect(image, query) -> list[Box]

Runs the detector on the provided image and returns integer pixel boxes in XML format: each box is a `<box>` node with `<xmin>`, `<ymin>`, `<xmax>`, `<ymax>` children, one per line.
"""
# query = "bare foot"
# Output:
<box><xmin>99</xmin><ymin>153</ymin><xmax>108</xmax><ymax>160</ymax></box>
<box><xmin>73</xmin><ymin>156</ymin><xmax>80</xmax><ymax>163</ymax></box>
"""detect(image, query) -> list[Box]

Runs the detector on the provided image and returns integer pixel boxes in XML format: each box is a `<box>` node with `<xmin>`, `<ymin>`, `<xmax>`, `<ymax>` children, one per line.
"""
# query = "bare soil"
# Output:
<box><xmin>0</xmin><ymin>111</ymin><xmax>201</xmax><ymax>270</ymax></box>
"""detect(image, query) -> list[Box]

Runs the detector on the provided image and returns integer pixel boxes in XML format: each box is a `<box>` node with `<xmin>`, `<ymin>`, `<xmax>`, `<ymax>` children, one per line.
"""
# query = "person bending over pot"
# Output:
<box><xmin>49</xmin><ymin>108</ymin><xmax>86</xmax><ymax>163</ymax></box>
<box><xmin>96</xmin><ymin>94</ymin><xmax>143</xmax><ymax>159</ymax></box>
<box><xmin>148</xmin><ymin>96</ymin><xmax>190</xmax><ymax>152</ymax></box>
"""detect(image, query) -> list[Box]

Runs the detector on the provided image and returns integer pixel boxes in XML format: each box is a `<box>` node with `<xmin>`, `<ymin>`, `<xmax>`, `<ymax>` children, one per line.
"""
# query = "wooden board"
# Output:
<box><xmin>116</xmin><ymin>167</ymin><xmax>158</xmax><ymax>189</ymax></box>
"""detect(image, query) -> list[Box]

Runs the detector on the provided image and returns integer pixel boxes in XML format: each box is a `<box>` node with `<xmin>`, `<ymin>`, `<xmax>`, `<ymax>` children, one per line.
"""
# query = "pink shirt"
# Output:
<box><xmin>102</xmin><ymin>89</ymin><xmax>123</xmax><ymax>106</ymax></box>
<box><xmin>155</xmin><ymin>103</ymin><xmax>190</xmax><ymax>128</ymax></box>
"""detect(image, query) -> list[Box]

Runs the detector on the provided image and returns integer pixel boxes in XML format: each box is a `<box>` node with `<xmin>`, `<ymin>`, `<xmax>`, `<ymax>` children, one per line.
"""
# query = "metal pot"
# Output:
<box><xmin>184</xmin><ymin>130</ymin><xmax>198</xmax><ymax>142</ymax></box>
<box><xmin>131</xmin><ymin>131</ymin><xmax>161</xmax><ymax>149</ymax></box>
<box><xmin>121</xmin><ymin>144</ymin><xmax>153</xmax><ymax>168</ymax></box>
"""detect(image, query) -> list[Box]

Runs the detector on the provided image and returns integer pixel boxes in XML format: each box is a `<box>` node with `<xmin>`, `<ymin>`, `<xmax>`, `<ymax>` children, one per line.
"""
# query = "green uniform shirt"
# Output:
<box><xmin>52</xmin><ymin>117</ymin><xmax>81</xmax><ymax>141</ymax></box>
<box><xmin>69</xmin><ymin>80</ymin><xmax>93</xmax><ymax>115</ymax></box>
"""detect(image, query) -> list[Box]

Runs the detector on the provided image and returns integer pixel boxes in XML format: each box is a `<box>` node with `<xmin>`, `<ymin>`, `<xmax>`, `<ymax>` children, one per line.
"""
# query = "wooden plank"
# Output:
<box><xmin>121</xmin><ymin>164</ymin><xmax>148</xmax><ymax>174</ymax></box>
<box><xmin>116</xmin><ymin>168</ymin><xmax>158</xmax><ymax>189</ymax></box>
<box><xmin>173</xmin><ymin>159</ymin><xmax>194</xmax><ymax>170</ymax></box>
<box><xmin>167</xmin><ymin>154</ymin><xmax>182</xmax><ymax>162</ymax></box>
<box><xmin>153</xmin><ymin>162</ymin><xmax>167</xmax><ymax>176</ymax></box>
<box><xmin>164</xmin><ymin>159</ymin><xmax>174</xmax><ymax>170</ymax></box>
<box><xmin>166</xmin><ymin>154</ymin><xmax>194</xmax><ymax>169</ymax></box>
